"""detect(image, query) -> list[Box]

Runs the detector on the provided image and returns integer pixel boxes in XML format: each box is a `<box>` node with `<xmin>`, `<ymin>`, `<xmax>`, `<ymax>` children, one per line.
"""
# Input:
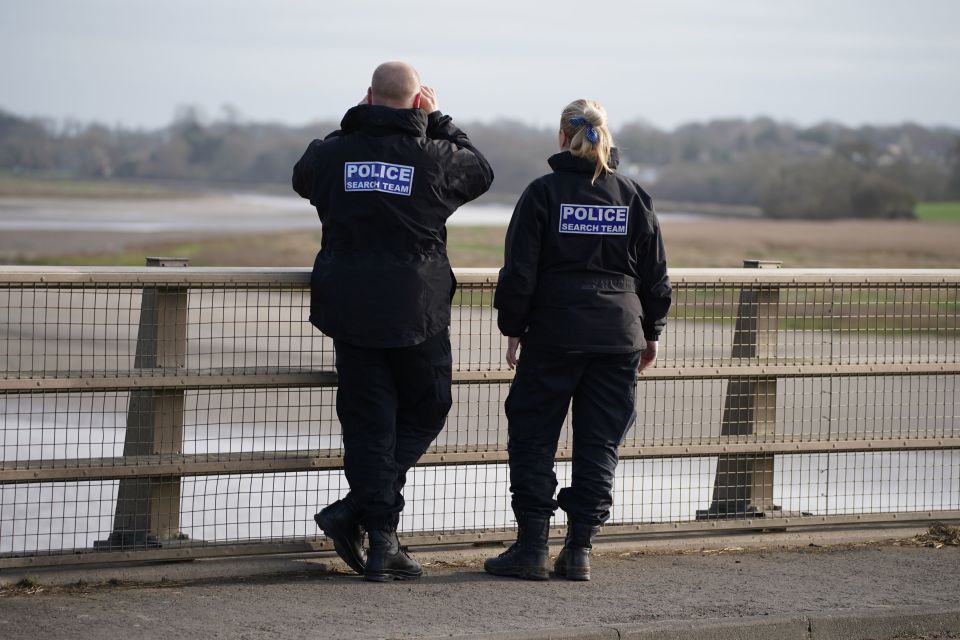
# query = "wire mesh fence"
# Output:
<box><xmin>0</xmin><ymin>265</ymin><xmax>958</xmax><ymax>566</ymax></box>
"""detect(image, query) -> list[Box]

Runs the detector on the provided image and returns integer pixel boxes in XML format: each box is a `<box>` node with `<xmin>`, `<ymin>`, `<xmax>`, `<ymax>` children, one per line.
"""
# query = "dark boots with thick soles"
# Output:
<box><xmin>484</xmin><ymin>515</ymin><xmax>551</xmax><ymax>581</ymax></box>
<box><xmin>554</xmin><ymin>522</ymin><xmax>600</xmax><ymax>581</ymax></box>
<box><xmin>315</xmin><ymin>496</ymin><xmax>366</xmax><ymax>575</ymax></box>
<box><xmin>364</xmin><ymin>522</ymin><xmax>423</xmax><ymax>582</ymax></box>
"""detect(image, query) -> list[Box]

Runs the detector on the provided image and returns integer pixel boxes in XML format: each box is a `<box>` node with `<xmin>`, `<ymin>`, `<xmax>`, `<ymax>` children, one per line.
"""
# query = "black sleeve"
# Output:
<box><xmin>636</xmin><ymin>209</ymin><xmax>672</xmax><ymax>341</ymax></box>
<box><xmin>292</xmin><ymin>128</ymin><xmax>342</xmax><ymax>203</ymax></box>
<box><xmin>425</xmin><ymin>111</ymin><xmax>494</xmax><ymax>207</ymax></box>
<box><xmin>291</xmin><ymin>139</ymin><xmax>322</xmax><ymax>202</ymax></box>
<box><xmin>494</xmin><ymin>182</ymin><xmax>546</xmax><ymax>337</ymax></box>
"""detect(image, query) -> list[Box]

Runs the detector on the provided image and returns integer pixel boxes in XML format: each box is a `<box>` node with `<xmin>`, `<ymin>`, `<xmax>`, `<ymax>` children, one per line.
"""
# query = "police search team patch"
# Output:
<box><xmin>559</xmin><ymin>204</ymin><xmax>629</xmax><ymax>235</ymax></box>
<box><xmin>344</xmin><ymin>161</ymin><xmax>415</xmax><ymax>196</ymax></box>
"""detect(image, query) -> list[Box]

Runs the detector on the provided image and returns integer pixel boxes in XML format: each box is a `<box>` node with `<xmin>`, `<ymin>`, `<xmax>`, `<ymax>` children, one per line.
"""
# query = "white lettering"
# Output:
<box><xmin>345</xmin><ymin>162</ymin><xmax>415</xmax><ymax>196</ymax></box>
<box><xmin>558</xmin><ymin>203</ymin><xmax>629</xmax><ymax>236</ymax></box>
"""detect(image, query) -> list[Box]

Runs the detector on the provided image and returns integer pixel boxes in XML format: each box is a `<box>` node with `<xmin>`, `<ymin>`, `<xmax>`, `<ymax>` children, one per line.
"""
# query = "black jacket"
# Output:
<box><xmin>494</xmin><ymin>150</ymin><xmax>671</xmax><ymax>353</ymax></box>
<box><xmin>292</xmin><ymin>105</ymin><xmax>493</xmax><ymax>347</ymax></box>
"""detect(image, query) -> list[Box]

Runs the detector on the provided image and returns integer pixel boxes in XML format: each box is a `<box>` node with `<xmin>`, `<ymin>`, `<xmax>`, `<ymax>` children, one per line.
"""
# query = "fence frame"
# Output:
<box><xmin>1</xmin><ymin>264</ymin><xmax>959</xmax><ymax>568</ymax></box>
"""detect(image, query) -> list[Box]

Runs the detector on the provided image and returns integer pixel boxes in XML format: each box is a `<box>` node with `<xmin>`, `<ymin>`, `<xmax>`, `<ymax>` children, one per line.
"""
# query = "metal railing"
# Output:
<box><xmin>1</xmin><ymin>260</ymin><xmax>958</xmax><ymax>568</ymax></box>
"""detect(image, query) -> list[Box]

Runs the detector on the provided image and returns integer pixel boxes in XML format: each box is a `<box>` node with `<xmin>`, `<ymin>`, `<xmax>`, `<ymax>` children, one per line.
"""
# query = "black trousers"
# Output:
<box><xmin>333</xmin><ymin>330</ymin><xmax>452</xmax><ymax>529</ymax></box>
<box><xmin>505</xmin><ymin>346</ymin><xmax>641</xmax><ymax>526</ymax></box>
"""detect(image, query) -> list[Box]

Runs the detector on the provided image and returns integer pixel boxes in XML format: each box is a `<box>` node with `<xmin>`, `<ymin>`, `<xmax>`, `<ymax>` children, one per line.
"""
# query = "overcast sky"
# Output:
<box><xmin>2</xmin><ymin>0</ymin><xmax>958</xmax><ymax>131</ymax></box>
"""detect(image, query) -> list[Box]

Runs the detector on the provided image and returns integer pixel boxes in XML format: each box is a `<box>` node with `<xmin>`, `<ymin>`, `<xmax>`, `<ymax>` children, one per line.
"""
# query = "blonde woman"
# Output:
<box><xmin>486</xmin><ymin>99</ymin><xmax>672</xmax><ymax>580</ymax></box>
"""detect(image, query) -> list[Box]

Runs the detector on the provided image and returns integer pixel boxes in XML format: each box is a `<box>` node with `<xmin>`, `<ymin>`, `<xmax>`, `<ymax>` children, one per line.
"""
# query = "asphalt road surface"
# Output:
<box><xmin>1</xmin><ymin>533</ymin><xmax>959</xmax><ymax>639</ymax></box>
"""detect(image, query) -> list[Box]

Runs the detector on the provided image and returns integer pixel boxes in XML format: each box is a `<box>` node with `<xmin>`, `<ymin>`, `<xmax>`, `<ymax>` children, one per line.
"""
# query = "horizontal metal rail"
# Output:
<box><xmin>3</xmin><ymin>363</ymin><xmax>959</xmax><ymax>391</ymax></box>
<box><xmin>2</xmin><ymin>266</ymin><xmax>960</xmax><ymax>285</ymax></box>
<box><xmin>3</xmin><ymin>437</ymin><xmax>960</xmax><ymax>484</ymax></box>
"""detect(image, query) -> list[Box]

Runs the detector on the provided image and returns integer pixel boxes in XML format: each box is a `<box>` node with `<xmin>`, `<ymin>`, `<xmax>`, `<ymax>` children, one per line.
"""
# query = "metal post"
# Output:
<box><xmin>96</xmin><ymin>257</ymin><xmax>189</xmax><ymax>549</ymax></box>
<box><xmin>697</xmin><ymin>259</ymin><xmax>781</xmax><ymax>519</ymax></box>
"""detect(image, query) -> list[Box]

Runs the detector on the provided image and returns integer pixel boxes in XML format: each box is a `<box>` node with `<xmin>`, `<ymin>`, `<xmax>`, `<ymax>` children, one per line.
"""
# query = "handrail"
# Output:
<box><xmin>1</xmin><ymin>266</ymin><xmax>960</xmax><ymax>285</ymax></box>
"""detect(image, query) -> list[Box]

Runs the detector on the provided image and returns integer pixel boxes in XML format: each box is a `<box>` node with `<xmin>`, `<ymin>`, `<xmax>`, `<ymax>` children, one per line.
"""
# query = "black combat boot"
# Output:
<box><xmin>553</xmin><ymin>521</ymin><xmax>600</xmax><ymax>581</ymax></box>
<box><xmin>315</xmin><ymin>495</ymin><xmax>366</xmax><ymax>575</ymax></box>
<box><xmin>483</xmin><ymin>514</ymin><xmax>551</xmax><ymax>580</ymax></box>
<box><xmin>364</xmin><ymin>521</ymin><xmax>423</xmax><ymax>582</ymax></box>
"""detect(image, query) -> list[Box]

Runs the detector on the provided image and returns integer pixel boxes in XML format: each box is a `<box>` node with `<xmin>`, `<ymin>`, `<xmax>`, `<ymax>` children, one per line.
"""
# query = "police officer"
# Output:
<box><xmin>292</xmin><ymin>61</ymin><xmax>493</xmax><ymax>581</ymax></box>
<box><xmin>485</xmin><ymin>99</ymin><xmax>671</xmax><ymax>581</ymax></box>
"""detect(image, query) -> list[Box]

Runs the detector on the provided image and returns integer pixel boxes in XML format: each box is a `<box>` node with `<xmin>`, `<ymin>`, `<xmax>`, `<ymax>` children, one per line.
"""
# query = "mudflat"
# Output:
<box><xmin>1</xmin><ymin>195</ymin><xmax>959</xmax><ymax>268</ymax></box>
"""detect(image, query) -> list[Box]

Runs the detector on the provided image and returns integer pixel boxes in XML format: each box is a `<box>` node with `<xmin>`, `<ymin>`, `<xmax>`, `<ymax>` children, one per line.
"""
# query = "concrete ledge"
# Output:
<box><xmin>454</xmin><ymin>627</ymin><xmax>619</xmax><ymax>640</ymax></box>
<box><xmin>1</xmin><ymin>523</ymin><xmax>946</xmax><ymax>589</ymax></box>
<box><xmin>455</xmin><ymin>606</ymin><xmax>960</xmax><ymax>640</ymax></box>
<box><xmin>808</xmin><ymin>605</ymin><xmax>960</xmax><ymax>639</ymax></box>
<box><xmin>616</xmin><ymin>616</ymin><xmax>810</xmax><ymax>640</ymax></box>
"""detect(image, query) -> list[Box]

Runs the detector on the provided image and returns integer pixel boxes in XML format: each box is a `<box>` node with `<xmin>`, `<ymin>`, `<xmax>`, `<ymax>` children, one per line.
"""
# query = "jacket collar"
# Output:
<box><xmin>340</xmin><ymin>104</ymin><xmax>428</xmax><ymax>137</ymax></box>
<box><xmin>548</xmin><ymin>148</ymin><xmax>621</xmax><ymax>174</ymax></box>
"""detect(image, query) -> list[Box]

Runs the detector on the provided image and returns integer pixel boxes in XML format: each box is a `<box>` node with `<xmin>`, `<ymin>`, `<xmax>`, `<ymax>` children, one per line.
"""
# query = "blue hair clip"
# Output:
<box><xmin>569</xmin><ymin>117</ymin><xmax>599</xmax><ymax>144</ymax></box>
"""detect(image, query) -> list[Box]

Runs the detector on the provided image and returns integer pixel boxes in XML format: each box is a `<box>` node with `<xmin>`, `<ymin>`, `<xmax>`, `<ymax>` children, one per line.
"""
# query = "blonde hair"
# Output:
<box><xmin>560</xmin><ymin>99</ymin><xmax>614</xmax><ymax>184</ymax></box>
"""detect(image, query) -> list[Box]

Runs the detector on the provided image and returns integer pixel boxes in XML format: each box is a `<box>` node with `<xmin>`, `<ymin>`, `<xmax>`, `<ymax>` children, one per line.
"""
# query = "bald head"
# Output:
<box><xmin>369</xmin><ymin>61</ymin><xmax>421</xmax><ymax>108</ymax></box>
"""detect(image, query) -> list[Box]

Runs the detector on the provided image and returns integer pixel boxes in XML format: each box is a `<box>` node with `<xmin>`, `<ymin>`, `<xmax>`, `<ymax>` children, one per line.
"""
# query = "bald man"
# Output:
<box><xmin>293</xmin><ymin>62</ymin><xmax>493</xmax><ymax>581</ymax></box>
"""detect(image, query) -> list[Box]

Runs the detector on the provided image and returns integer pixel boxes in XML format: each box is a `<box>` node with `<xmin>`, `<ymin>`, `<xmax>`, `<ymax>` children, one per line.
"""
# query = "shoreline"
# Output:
<box><xmin>0</xmin><ymin>194</ymin><xmax>958</xmax><ymax>269</ymax></box>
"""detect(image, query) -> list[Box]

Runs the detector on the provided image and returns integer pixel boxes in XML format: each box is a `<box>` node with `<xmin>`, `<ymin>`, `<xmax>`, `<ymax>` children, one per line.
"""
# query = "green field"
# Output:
<box><xmin>916</xmin><ymin>201</ymin><xmax>960</xmax><ymax>222</ymax></box>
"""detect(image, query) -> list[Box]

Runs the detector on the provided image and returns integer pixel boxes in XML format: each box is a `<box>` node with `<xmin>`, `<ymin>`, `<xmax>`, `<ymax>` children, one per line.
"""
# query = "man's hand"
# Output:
<box><xmin>505</xmin><ymin>336</ymin><xmax>521</xmax><ymax>370</ymax></box>
<box><xmin>419</xmin><ymin>85</ymin><xmax>439</xmax><ymax>114</ymax></box>
<box><xmin>638</xmin><ymin>340</ymin><xmax>658</xmax><ymax>373</ymax></box>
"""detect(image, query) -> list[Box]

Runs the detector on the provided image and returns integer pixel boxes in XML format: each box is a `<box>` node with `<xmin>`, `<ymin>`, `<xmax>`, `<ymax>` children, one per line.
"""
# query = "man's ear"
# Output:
<box><xmin>412</xmin><ymin>91</ymin><xmax>421</xmax><ymax>109</ymax></box>
<box><xmin>366</xmin><ymin>88</ymin><xmax>373</xmax><ymax>105</ymax></box>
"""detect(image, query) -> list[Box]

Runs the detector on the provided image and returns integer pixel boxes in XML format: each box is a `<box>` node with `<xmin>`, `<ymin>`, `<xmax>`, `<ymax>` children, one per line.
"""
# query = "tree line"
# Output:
<box><xmin>3</xmin><ymin>105</ymin><xmax>960</xmax><ymax>218</ymax></box>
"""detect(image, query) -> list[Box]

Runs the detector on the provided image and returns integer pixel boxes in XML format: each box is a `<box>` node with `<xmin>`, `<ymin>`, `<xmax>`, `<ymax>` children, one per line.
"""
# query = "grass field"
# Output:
<box><xmin>9</xmin><ymin>227</ymin><xmax>505</xmax><ymax>268</ymax></box>
<box><xmin>916</xmin><ymin>201</ymin><xmax>960</xmax><ymax>223</ymax></box>
<box><xmin>8</xmin><ymin>217</ymin><xmax>959</xmax><ymax>269</ymax></box>
<box><xmin>0</xmin><ymin>173</ymin><xmax>189</xmax><ymax>199</ymax></box>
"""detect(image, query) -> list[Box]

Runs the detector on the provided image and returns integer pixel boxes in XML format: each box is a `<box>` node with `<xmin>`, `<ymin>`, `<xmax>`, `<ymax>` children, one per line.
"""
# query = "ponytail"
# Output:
<box><xmin>560</xmin><ymin>99</ymin><xmax>614</xmax><ymax>184</ymax></box>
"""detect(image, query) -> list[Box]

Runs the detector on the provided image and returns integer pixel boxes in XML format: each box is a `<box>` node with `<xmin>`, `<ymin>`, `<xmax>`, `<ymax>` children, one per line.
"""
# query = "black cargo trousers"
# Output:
<box><xmin>333</xmin><ymin>330</ymin><xmax>453</xmax><ymax>529</ymax></box>
<box><xmin>505</xmin><ymin>345</ymin><xmax>642</xmax><ymax>526</ymax></box>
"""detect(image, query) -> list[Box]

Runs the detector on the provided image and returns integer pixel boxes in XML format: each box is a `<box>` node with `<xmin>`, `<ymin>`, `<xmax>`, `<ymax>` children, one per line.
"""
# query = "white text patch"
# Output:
<box><xmin>344</xmin><ymin>161</ymin><xmax>414</xmax><ymax>196</ymax></box>
<box><xmin>559</xmin><ymin>204</ymin><xmax>629</xmax><ymax>235</ymax></box>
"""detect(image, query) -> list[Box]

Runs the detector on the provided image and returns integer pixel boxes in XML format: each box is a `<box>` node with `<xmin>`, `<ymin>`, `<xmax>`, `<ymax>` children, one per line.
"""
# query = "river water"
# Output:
<box><xmin>0</xmin><ymin>193</ymin><xmax>704</xmax><ymax>233</ymax></box>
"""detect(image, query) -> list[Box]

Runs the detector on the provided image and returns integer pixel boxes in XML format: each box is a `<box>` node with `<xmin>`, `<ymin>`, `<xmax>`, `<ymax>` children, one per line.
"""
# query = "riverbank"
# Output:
<box><xmin>1</xmin><ymin>194</ymin><xmax>959</xmax><ymax>268</ymax></box>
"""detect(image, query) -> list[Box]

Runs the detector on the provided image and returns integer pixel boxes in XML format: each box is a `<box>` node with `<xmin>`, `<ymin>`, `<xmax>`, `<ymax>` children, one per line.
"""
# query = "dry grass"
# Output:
<box><xmin>907</xmin><ymin>522</ymin><xmax>960</xmax><ymax>548</ymax></box>
<box><xmin>659</xmin><ymin>218</ymin><xmax>960</xmax><ymax>268</ymax></box>
<box><xmin>0</xmin><ymin>174</ymin><xmax>189</xmax><ymax>199</ymax></box>
<box><xmin>0</xmin><ymin>575</ymin><xmax>45</xmax><ymax>596</ymax></box>
<box><xmin>3</xmin><ymin>218</ymin><xmax>960</xmax><ymax>269</ymax></box>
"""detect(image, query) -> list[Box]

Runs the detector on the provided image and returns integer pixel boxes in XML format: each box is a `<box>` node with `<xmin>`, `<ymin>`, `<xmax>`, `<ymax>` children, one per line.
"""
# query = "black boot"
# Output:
<box><xmin>483</xmin><ymin>515</ymin><xmax>551</xmax><ymax>581</ymax></box>
<box><xmin>314</xmin><ymin>496</ymin><xmax>366</xmax><ymax>575</ymax></box>
<box><xmin>364</xmin><ymin>524</ymin><xmax>422</xmax><ymax>582</ymax></box>
<box><xmin>553</xmin><ymin>522</ymin><xmax>600</xmax><ymax>581</ymax></box>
